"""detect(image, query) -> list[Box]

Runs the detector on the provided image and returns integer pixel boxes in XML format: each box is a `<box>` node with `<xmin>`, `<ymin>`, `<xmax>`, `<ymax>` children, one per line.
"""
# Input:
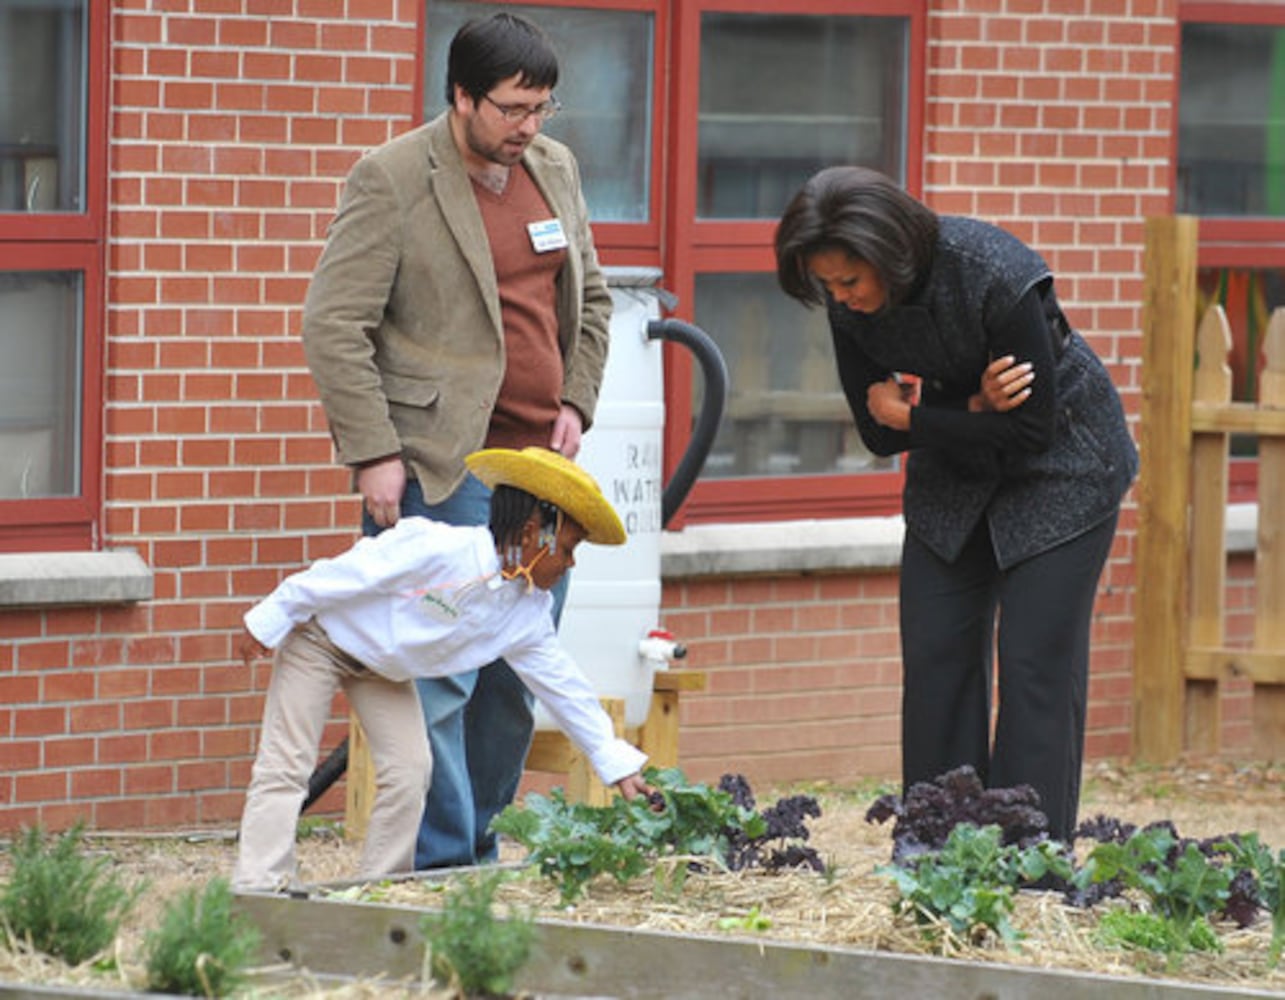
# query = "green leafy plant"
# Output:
<box><xmin>0</xmin><ymin>822</ymin><xmax>142</xmax><ymax>966</ymax></box>
<box><xmin>1074</xmin><ymin>825</ymin><xmax>1232</xmax><ymax>944</ymax></box>
<box><xmin>877</xmin><ymin>823</ymin><xmax>1073</xmax><ymax>948</ymax></box>
<box><xmin>1218</xmin><ymin>832</ymin><xmax>1285</xmax><ymax>968</ymax></box>
<box><xmin>1095</xmin><ymin>908</ymin><xmax>1220</xmax><ymax>958</ymax></box>
<box><xmin>419</xmin><ymin>870</ymin><xmax>535</xmax><ymax>998</ymax></box>
<box><xmin>490</xmin><ymin>767</ymin><xmax>771</xmax><ymax>904</ymax></box>
<box><xmin>490</xmin><ymin>789</ymin><xmax>650</xmax><ymax>904</ymax></box>
<box><xmin>143</xmin><ymin>877</ymin><xmax>261</xmax><ymax>996</ymax></box>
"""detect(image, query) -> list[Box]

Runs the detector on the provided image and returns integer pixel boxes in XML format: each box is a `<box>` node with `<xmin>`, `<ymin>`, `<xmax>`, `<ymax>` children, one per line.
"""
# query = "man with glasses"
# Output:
<box><xmin>300</xmin><ymin>11</ymin><xmax>611</xmax><ymax>869</ymax></box>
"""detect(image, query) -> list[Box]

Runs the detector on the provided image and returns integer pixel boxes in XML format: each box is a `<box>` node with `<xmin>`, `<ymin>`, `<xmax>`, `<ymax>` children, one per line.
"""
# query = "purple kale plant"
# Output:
<box><xmin>865</xmin><ymin>765</ymin><xmax>1051</xmax><ymax>864</ymax></box>
<box><xmin>718</xmin><ymin>774</ymin><xmax>824</xmax><ymax>874</ymax></box>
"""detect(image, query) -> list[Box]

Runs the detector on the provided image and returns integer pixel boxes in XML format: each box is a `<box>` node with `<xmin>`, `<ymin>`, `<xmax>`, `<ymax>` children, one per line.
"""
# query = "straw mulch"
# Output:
<box><xmin>1</xmin><ymin>760</ymin><xmax>1283</xmax><ymax>996</ymax></box>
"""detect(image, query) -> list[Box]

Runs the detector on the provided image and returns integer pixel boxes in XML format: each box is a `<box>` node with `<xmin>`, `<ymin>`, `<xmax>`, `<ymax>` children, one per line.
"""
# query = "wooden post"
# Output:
<box><xmin>1253</xmin><ymin>309</ymin><xmax>1285</xmax><ymax>757</ymax></box>
<box><xmin>1133</xmin><ymin>216</ymin><xmax>1199</xmax><ymax>762</ymax></box>
<box><xmin>1185</xmin><ymin>306</ymin><xmax>1233</xmax><ymax>753</ymax></box>
<box><xmin>637</xmin><ymin>669</ymin><xmax>708</xmax><ymax>768</ymax></box>
<box><xmin>344</xmin><ymin>712</ymin><xmax>372</xmax><ymax>843</ymax></box>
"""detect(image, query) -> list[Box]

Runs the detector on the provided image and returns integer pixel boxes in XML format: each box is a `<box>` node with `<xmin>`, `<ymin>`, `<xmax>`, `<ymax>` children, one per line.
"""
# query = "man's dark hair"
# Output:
<box><xmin>445</xmin><ymin>12</ymin><xmax>559</xmax><ymax>105</ymax></box>
<box><xmin>489</xmin><ymin>485</ymin><xmax>560</xmax><ymax>551</ymax></box>
<box><xmin>775</xmin><ymin>166</ymin><xmax>939</xmax><ymax>309</ymax></box>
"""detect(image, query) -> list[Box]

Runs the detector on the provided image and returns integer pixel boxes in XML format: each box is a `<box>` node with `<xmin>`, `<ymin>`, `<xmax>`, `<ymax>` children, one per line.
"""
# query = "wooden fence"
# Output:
<box><xmin>1134</xmin><ymin>216</ymin><xmax>1285</xmax><ymax>761</ymax></box>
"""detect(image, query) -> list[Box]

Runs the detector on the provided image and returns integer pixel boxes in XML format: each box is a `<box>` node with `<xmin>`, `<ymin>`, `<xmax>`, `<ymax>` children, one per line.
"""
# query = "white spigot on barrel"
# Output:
<box><xmin>638</xmin><ymin>628</ymin><xmax>687</xmax><ymax>672</ymax></box>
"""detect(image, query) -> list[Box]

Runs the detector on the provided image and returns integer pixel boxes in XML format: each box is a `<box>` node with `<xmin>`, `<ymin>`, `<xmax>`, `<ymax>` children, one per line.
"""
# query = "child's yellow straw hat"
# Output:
<box><xmin>466</xmin><ymin>447</ymin><xmax>627</xmax><ymax>545</ymax></box>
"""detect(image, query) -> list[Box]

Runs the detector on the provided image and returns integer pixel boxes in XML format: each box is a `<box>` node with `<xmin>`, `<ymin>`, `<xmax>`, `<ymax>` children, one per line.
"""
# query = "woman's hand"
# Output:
<box><xmin>969</xmin><ymin>355</ymin><xmax>1034</xmax><ymax>413</ymax></box>
<box><xmin>867</xmin><ymin>376</ymin><xmax>914</xmax><ymax>431</ymax></box>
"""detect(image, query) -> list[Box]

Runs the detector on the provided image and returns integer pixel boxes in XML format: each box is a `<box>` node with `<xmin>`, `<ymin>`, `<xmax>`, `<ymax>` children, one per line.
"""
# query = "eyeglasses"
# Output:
<box><xmin>481</xmin><ymin>93</ymin><xmax>562</xmax><ymax>125</ymax></box>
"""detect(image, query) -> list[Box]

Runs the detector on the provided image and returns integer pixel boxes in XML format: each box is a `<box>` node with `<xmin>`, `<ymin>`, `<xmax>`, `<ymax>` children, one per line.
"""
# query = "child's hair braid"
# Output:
<box><xmin>489</xmin><ymin>485</ymin><xmax>560</xmax><ymax>556</ymax></box>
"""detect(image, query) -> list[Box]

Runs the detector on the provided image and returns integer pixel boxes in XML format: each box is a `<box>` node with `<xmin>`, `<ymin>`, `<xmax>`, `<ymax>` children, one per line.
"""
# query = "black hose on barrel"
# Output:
<box><xmin>646</xmin><ymin>318</ymin><xmax>729</xmax><ymax>527</ymax></box>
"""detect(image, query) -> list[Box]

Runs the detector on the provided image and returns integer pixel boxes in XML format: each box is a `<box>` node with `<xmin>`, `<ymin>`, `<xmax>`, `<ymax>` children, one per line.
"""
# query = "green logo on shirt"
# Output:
<box><xmin>419</xmin><ymin>590</ymin><xmax>460</xmax><ymax>620</ymax></box>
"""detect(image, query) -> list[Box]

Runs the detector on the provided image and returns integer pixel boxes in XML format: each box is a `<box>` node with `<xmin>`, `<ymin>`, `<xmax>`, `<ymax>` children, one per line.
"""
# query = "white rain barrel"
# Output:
<box><xmin>540</xmin><ymin>266</ymin><xmax>665</xmax><ymax>728</ymax></box>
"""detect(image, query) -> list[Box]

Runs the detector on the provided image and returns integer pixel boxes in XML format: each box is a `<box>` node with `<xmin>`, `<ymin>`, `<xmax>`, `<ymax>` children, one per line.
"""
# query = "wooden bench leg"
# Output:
<box><xmin>639</xmin><ymin>669</ymin><xmax>707</xmax><ymax>771</ymax></box>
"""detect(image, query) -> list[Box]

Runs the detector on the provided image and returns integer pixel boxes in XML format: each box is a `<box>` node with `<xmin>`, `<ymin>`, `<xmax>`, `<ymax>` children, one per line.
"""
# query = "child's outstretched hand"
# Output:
<box><xmin>238</xmin><ymin>629</ymin><xmax>270</xmax><ymax>667</ymax></box>
<box><xmin>615</xmin><ymin>772</ymin><xmax>653</xmax><ymax>802</ymax></box>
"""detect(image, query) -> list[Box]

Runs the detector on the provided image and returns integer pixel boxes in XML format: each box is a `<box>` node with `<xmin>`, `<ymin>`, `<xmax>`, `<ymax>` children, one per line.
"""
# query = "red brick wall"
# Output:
<box><xmin>1</xmin><ymin>0</ymin><xmax>422</xmax><ymax>831</ymax></box>
<box><xmin>657</xmin><ymin>574</ymin><xmax>904</xmax><ymax>788</ymax></box>
<box><xmin>0</xmin><ymin>0</ymin><xmax>1260</xmax><ymax>833</ymax></box>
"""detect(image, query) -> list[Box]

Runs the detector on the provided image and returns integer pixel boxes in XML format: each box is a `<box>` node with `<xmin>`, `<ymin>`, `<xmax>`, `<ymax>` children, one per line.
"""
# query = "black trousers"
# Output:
<box><xmin>898</xmin><ymin>512</ymin><xmax>1119</xmax><ymax>840</ymax></box>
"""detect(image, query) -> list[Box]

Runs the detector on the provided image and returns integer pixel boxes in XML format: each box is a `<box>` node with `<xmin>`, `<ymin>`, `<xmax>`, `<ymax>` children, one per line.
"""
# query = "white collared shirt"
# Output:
<box><xmin>244</xmin><ymin>516</ymin><xmax>647</xmax><ymax>785</ymax></box>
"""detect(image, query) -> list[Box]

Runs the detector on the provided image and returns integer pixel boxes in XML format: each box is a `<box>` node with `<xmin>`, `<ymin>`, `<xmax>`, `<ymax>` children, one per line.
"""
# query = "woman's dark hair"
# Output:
<box><xmin>775</xmin><ymin>166</ymin><xmax>939</xmax><ymax>308</ymax></box>
<box><xmin>445</xmin><ymin>12</ymin><xmax>559</xmax><ymax>105</ymax></box>
<box><xmin>489</xmin><ymin>485</ymin><xmax>560</xmax><ymax>551</ymax></box>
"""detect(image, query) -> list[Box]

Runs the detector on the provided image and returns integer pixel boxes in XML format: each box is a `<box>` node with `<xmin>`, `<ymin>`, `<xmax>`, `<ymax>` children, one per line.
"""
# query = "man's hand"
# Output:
<box><xmin>238</xmin><ymin>629</ymin><xmax>270</xmax><ymax>667</ymax></box>
<box><xmin>614</xmin><ymin>772</ymin><xmax>652</xmax><ymax>802</ymax></box>
<box><xmin>969</xmin><ymin>355</ymin><xmax>1034</xmax><ymax>413</ymax></box>
<box><xmin>355</xmin><ymin>455</ymin><xmax>406</xmax><ymax>528</ymax></box>
<box><xmin>549</xmin><ymin>405</ymin><xmax>585</xmax><ymax>459</ymax></box>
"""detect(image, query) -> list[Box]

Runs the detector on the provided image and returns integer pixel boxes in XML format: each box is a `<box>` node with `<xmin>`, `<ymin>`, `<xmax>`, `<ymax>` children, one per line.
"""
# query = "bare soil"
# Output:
<box><xmin>2</xmin><ymin>759</ymin><xmax>1283</xmax><ymax>997</ymax></box>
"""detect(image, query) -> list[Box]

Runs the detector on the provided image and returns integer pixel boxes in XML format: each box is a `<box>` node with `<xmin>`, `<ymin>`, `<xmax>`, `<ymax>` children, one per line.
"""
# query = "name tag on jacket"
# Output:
<box><xmin>527</xmin><ymin>218</ymin><xmax>568</xmax><ymax>253</ymax></box>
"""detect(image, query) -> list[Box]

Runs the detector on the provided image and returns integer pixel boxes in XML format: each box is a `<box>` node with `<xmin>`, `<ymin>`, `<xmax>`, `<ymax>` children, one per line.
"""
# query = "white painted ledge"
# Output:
<box><xmin>661</xmin><ymin>504</ymin><xmax>1259</xmax><ymax>579</ymax></box>
<box><xmin>661</xmin><ymin>515</ymin><xmax>905</xmax><ymax>578</ymax></box>
<box><xmin>0</xmin><ymin>548</ymin><xmax>154</xmax><ymax>607</ymax></box>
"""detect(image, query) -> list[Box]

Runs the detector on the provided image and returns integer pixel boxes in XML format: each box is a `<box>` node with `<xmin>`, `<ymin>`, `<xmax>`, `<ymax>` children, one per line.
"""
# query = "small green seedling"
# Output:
<box><xmin>420</xmin><ymin>871</ymin><xmax>535</xmax><ymax>998</ymax></box>
<box><xmin>0</xmin><ymin>822</ymin><xmax>142</xmax><ymax>967</ymax></box>
<box><xmin>143</xmin><ymin>877</ymin><xmax>262</xmax><ymax>996</ymax></box>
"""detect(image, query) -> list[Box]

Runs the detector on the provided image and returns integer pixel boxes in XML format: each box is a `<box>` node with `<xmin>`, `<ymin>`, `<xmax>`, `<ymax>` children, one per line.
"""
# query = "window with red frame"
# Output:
<box><xmin>1179</xmin><ymin>2</ymin><xmax>1285</xmax><ymax>500</ymax></box>
<box><xmin>672</xmin><ymin>2</ymin><xmax>923</xmax><ymax>524</ymax></box>
<box><xmin>422</xmin><ymin>0</ymin><xmax>924</xmax><ymax>525</ymax></box>
<box><xmin>0</xmin><ymin>0</ymin><xmax>106</xmax><ymax>552</ymax></box>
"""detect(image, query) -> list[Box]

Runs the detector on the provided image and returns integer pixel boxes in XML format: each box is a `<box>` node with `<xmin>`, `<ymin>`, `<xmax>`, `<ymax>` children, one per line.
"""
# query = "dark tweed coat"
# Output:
<box><xmin>827</xmin><ymin>217</ymin><xmax>1138</xmax><ymax>568</ymax></box>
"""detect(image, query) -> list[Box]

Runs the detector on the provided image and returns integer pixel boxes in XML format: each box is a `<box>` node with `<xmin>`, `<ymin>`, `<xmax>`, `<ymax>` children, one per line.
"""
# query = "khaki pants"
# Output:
<box><xmin>233</xmin><ymin>618</ymin><xmax>432</xmax><ymax>891</ymax></box>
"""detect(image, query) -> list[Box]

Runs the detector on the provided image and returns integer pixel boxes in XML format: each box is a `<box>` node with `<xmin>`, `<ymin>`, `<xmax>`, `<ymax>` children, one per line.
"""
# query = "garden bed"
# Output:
<box><xmin>1</xmin><ymin>760</ymin><xmax>1283</xmax><ymax>997</ymax></box>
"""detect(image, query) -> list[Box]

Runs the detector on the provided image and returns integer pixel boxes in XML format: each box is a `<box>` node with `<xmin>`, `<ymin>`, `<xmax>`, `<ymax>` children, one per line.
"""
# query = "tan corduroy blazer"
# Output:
<box><xmin>302</xmin><ymin>111</ymin><xmax>612</xmax><ymax>503</ymax></box>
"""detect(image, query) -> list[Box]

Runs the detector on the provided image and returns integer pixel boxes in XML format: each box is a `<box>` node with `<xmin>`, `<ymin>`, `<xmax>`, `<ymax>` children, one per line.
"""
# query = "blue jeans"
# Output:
<box><xmin>364</xmin><ymin>475</ymin><xmax>568</xmax><ymax>868</ymax></box>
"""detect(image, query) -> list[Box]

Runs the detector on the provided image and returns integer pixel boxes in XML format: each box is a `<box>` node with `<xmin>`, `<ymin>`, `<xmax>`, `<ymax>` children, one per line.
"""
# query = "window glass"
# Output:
<box><xmin>1178</xmin><ymin>22</ymin><xmax>1285</xmax><ymax>217</ymax></box>
<box><xmin>0</xmin><ymin>0</ymin><xmax>86</xmax><ymax>213</ymax></box>
<box><xmin>693</xmin><ymin>272</ymin><xmax>893</xmax><ymax>479</ymax></box>
<box><xmin>424</xmin><ymin>1</ymin><xmax>654</xmax><ymax>222</ymax></box>
<box><xmin>697</xmin><ymin>13</ymin><xmax>907</xmax><ymax>219</ymax></box>
<box><xmin>0</xmin><ymin>270</ymin><xmax>82</xmax><ymax>498</ymax></box>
